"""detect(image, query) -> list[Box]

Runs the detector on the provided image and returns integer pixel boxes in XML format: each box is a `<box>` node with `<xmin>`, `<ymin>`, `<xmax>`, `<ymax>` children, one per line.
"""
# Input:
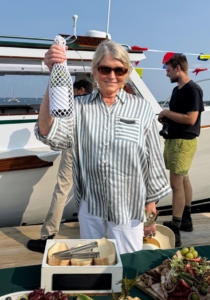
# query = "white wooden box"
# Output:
<box><xmin>41</xmin><ymin>239</ymin><xmax>123</xmax><ymax>293</ymax></box>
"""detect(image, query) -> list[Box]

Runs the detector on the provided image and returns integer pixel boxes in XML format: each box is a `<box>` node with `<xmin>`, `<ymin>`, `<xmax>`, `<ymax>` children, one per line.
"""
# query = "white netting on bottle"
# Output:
<box><xmin>49</xmin><ymin>35</ymin><xmax>74</xmax><ymax>117</ymax></box>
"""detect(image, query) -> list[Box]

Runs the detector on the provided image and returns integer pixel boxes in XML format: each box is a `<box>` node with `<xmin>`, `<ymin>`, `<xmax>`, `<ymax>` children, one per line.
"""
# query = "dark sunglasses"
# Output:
<box><xmin>98</xmin><ymin>65</ymin><xmax>128</xmax><ymax>76</ymax></box>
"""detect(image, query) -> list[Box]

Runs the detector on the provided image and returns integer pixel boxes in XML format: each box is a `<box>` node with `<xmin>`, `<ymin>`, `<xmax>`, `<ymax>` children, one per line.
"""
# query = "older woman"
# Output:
<box><xmin>36</xmin><ymin>40</ymin><xmax>171</xmax><ymax>254</ymax></box>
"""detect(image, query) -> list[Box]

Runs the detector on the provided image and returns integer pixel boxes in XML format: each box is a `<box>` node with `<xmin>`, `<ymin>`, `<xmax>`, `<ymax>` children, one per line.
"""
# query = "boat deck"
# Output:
<box><xmin>0</xmin><ymin>213</ymin><xmax>210</xmax><ymax>269</ymax></box>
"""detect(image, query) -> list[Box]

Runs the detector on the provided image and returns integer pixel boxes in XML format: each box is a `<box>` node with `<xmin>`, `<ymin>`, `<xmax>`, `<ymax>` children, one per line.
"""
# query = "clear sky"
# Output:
<box><xmin>0</xmin><ymin>0</ymin><xmax>210</xmax><ymax>102</ymax></box>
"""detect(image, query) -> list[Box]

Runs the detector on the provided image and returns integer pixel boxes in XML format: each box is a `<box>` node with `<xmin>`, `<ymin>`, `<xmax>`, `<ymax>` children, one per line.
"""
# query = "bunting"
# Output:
<box><xmin>134</xmin><ymin>68</ymin><xmax>143</xmax><ymax>78</ymax></box>
<box><xmin>130</xmin><ymin>46</ymin><xmax>210</xmax><ymax>77</ymax></box>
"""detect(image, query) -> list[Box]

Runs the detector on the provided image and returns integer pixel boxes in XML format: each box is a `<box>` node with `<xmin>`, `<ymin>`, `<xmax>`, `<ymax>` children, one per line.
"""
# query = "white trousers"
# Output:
<box><xmin>78</xmin><ymin>200</ymin><xmax>144</xmax><ymax>254</ymax></box>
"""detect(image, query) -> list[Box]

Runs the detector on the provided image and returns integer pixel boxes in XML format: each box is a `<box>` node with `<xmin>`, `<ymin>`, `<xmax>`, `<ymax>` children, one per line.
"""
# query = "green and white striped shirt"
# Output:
<box><xmin>35</xmin><ymin>89</ymin><xmax>171</xmax><ymax>224</ymax></box>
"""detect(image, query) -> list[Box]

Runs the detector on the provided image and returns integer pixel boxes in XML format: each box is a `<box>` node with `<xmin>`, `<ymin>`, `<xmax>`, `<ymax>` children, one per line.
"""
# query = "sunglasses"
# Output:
<box><xmin>97</xmin><ymin>65</ymin><xmax>128</xmax><ymax>76</ymax></box>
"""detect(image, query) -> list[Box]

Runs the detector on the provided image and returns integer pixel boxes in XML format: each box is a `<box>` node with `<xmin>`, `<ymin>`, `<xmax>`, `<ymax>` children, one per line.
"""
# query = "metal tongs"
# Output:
<box><xmin>52</xmin><ymin>241</ymin><xmax>99</xmax><ymax>260</ymax></box>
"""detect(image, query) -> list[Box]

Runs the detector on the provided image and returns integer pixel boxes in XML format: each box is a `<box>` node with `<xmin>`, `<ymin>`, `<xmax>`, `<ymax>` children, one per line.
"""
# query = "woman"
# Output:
<box><xmin>36</xmin><ymin>40</ymin><xmax>171</xmax><ymax>254</ymax></box>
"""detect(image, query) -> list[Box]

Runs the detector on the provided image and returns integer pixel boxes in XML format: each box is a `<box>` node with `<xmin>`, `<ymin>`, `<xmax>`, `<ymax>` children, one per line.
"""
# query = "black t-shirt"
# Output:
<box><xmin>168</xmin><ymin>80</ymin><xmax>204</xmax><ymax>139</ymax></box>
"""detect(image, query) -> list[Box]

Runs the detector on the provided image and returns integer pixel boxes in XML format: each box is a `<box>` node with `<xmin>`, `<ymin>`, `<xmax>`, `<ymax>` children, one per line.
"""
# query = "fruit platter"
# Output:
<box><xmin>0</xmin><ymin>290</ymin><xmax>93</xmax><ymax>300</ymax></box>
<box><xmin>0</xmin><ymin>289</ymin><xmax>68</xmax><ymax>300</ymax></box>
<box><xmin>135</xmin><ymin>247</ymin><xmax>210</xmax><ymax>300</ymax></box>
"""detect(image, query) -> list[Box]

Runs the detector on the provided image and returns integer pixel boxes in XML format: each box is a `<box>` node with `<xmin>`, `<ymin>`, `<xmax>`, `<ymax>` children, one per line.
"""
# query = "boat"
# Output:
<box><xmin>7</xmin><ymin>84</ymin><xmax>20</xmax><ymax>102</ymax></box>
<box><xmin>0</xmin><ymin>28</ymin><xmax>209</xmax><ymax>227</ymax></box>
<box><xmin>7</xmin><ymin>98</ymin><xmax>20</xmax><ymax>103</ymax></box>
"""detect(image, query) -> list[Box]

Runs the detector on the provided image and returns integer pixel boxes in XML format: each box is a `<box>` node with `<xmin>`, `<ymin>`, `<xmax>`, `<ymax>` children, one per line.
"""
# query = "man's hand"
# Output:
<box><xmin>158</xmin><ymin>109</ymin><xmax>169</xmax><ymax>123</ymax></box>
<box><xmin>44</xmin><ymin>45</ymin><xmax>68</xmax><ymax>72</ymax></box>
<box><xmin>158</xmin><ymin>109</ymin><xmax>198</xmax><ymax>125</ymax></box>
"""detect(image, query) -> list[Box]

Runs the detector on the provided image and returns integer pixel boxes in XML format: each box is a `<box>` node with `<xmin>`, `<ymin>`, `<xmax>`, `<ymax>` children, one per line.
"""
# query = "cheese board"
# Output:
<box><xmin>135</xmin><ymin>249</ymin><xmax>210</xmax><ymax>300</ymax></box>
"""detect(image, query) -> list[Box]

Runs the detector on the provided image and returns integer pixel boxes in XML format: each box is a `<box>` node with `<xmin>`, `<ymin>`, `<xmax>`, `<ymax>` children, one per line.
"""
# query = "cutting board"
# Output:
<box><xmin>135</xmin><ymin>275</ymin><xmax>165</xmax><ymax>300</ymax></box>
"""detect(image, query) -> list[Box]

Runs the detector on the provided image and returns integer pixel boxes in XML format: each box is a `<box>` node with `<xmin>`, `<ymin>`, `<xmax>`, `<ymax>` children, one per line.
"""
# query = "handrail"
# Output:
<box><xmin>0</xmin><ymin>34</ymin><xmax>53</xmax><ymax>41</ymax></box>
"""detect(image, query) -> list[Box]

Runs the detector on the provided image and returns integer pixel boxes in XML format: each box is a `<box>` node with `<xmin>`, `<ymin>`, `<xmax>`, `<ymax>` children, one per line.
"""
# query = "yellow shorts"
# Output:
<box><xmin>163</xmin><ymin>138</ymin><xmax>197</xmax><ymax>175</ymax></box>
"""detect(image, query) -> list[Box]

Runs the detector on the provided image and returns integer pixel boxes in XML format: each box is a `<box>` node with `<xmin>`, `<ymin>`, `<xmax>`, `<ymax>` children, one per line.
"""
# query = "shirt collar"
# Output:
<box><xmin>90</xmin><ymin>88</ymin><xmax>126</xmax><ymax>103</ymax></box>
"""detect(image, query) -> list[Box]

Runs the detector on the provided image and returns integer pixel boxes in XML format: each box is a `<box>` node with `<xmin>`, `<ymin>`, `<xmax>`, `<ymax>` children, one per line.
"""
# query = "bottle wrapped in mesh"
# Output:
<box><xmin>49</xmin><ymin>35</ymin><xmax>74</xmax><ymax>117</ymax></box>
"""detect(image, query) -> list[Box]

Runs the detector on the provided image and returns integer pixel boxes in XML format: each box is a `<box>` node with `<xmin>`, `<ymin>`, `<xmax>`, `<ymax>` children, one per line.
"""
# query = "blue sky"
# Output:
<box><xmin>0</xmin><ymin>0</ymin><xmax>210</xmax><ymax>102</ymax></box>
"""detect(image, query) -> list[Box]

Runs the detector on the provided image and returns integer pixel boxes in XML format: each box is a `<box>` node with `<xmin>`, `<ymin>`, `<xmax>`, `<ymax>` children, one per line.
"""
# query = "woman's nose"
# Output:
<box><xmin>107</xmin><ymin>70</ymin><xmax>116</xmax><ymax>78</ymax></box>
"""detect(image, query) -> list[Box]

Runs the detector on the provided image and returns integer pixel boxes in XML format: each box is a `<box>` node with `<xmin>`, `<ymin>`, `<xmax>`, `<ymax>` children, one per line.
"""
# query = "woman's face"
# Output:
<box><xmin>93</xmin><ymin>54</ymin><xmax>127</xmax><ymax>96</ymax></box>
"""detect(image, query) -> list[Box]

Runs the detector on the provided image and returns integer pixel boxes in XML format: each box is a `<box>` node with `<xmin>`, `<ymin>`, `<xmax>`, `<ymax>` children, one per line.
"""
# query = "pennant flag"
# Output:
<box><xmin>162</xmin><ymin>52</ymin><xmax>182</xmax><ymax>64</ymax></box>
<box><xmin>162</xmin><ymin>52</ymin><xmax>175</xmax><ymax>64</ymax></box>
<box><xmin>199</xmin><ymin>54</ymin><xmax>210</xmax><ymax>60</ymax></box>
<box><xmin>162</xmin><ymin>65</ymin><xmax>167</xmax><ymax>69</ymax></box>
<box><xmin>192</xmin><ymin>68</ymin><xmax>208</xmax><ymax>76</ymax></box>
<box><xmin>131</xmin><ymin>46</ymin><xmax>148</xmax><ymax>51</ymax></box>
<box><xmin>135</xmin><ymin>68</ymin><xmax>143</xmax><ymax>78</ymax></box>
<box><xmin>197</xmin><ymin>53</ymin><xmax>209</xmax><ymax>61</ymax></box>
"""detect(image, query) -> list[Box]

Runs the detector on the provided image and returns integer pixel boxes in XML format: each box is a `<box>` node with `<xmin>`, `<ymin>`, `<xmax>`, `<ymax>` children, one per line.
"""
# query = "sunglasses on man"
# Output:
<box><xmin>98</xmin><ymin>66</ymin><xmax>128</xmax><ymax>76</ymax></box>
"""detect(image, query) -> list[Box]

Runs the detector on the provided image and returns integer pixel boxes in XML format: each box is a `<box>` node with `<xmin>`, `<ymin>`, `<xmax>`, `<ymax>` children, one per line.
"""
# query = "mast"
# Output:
<box><xmin>106</xmin><ymin>0</ymin><xmax>111</xmax><ymax>38</ymax></box>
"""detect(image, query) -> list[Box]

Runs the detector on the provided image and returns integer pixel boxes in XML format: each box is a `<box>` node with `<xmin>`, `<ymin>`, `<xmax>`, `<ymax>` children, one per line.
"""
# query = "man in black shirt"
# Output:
<box><xmin>158</xmin><ymin>54</ymin><xmax>204</xmax><ymax>247</ymax></box>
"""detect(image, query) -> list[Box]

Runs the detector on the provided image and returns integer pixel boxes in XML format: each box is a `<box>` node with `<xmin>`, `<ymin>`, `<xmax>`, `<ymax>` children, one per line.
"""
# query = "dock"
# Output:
<box><xmin>0</xmin><ymin>213</ymin><xmax>210</xmax><ymax>269</ymax></box>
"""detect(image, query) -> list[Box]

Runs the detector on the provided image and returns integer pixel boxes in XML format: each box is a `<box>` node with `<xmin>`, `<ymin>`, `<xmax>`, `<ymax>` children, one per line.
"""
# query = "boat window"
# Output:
<box><xmin>0</xmin><ymin>74</ymin><xmax>50</xmax><ymax>114</ymax></box>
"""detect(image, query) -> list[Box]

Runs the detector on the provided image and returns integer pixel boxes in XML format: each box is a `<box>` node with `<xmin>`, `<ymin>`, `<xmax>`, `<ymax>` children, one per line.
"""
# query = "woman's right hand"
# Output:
<box><xmin>44</xmin><ymin>45</ymin><xmax>68</xmax><ymax>72</ymax></box>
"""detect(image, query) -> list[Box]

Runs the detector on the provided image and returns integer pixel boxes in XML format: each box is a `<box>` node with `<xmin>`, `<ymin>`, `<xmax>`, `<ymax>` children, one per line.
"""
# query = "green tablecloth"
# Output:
<box><xmin>0</xmin><ymin>245</ymin><xmax>210</xmax><ymax>299</ymax></box>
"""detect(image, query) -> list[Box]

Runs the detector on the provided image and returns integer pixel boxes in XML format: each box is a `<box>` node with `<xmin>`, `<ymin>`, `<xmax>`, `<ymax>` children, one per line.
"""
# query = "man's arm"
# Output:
<box><xmin>158</xmin><ymin>109</ymin><xmax>199</xmax><ymax>126</ymax></box>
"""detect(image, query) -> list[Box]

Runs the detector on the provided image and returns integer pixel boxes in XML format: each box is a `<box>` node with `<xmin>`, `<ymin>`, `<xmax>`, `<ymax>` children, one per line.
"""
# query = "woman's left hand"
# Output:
<box><xmin>144</xmin><ymin>223</ymin><xmax>156</xmax><ymax>238</ymax></box>
<box><xmin>144</xmin><ymin>202</ymin><xmax>157</xmax><ymax>237</ymax></box>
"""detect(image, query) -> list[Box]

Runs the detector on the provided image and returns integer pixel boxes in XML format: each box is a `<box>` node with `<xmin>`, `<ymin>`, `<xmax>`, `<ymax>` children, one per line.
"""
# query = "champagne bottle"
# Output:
<box><xmin>49</xmin><ymin>35</ymin><xmax>74</xmax><ymax>117</ymax></box>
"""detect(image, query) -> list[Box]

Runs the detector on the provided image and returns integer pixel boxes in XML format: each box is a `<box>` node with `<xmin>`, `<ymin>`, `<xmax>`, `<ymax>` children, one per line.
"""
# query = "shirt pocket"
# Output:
<box><xmin>115</xmin><ymin>116</ymin><xmax>140</xmax><ymax>143</ymax></box>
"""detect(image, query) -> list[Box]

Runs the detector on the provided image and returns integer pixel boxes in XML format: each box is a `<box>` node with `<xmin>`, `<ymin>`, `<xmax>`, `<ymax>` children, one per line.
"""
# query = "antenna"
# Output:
<box><xmin>106</xmin><ymin>0</ymin><xmax>111</xmax><ymax>38</ymax></box>
<box><xmin>73</xmin><ymin>15</ymin><xmax>78</xmax><ymax>37</ymax></box>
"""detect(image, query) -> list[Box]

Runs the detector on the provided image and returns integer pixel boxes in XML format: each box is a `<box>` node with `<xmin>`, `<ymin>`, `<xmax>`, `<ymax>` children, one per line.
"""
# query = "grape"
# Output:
<box><xmin>57</xmin><ymin>291</ymin><xmax>63</xmax><ymax>299</ymax></box>
<box><xmin>38</xmin><ymin>289</ymin><xmax>45</xmax><ymax>295</ymax></box>
<box><xmin>52</xmin><ymin>292</ymin><xmax>59</xmax><ymax>299</ymax></box>
<box><xmin>33</xmin><ymin>290</ymin><xmax>43</xmax><ymax>296</ymax></box>
<box><xmin>192</xmin><ymin>250</ymin><xmax>198</xmax><ymax>258</ymax></box>
<box><xmin>45</xmin><ymin>295</ymin><xmax>54</xmax><ymax>300</ymax></box>
<box><xmin>28</xmin><ymin>292</ymin><xmax>35</xmax><ymax>299</ymax></box>
<box><xmin>45</xmin><ymin>293</ymin><xmax>53</xmax><ymax>297</ymax></box>
<box><xmin>32</xmin><ymin>295</ymin><xmax>42</xmax><ymax>300</ymax></box>
<box><xmin>186</xmin><ymin>252</ymin><xmax>194</xmax><ymax>259</ymax></box>
<box><xmin>180</xmin><ymin>247</ymin><xmax>189</xmax><ymax>256</ymax></box>
<box><xmin>29</xmin><ymin>289</ymin><xmax>67</xmax><ymax>300</ymax></box>
<box><xmin>189</xmin><ymin>246</ymin><xmax>195</xmax><ymax>253</ymax></box>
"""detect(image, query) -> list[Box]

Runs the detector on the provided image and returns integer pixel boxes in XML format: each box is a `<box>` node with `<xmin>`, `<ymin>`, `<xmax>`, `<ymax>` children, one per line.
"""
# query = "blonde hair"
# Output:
<box><xmin>92</xmin><ymin>40</ymin><xmax>132</xmax><ymax>84</ymax></box>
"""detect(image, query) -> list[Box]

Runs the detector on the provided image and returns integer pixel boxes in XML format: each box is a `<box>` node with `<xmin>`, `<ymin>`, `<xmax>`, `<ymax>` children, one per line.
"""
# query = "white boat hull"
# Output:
<box><xmin>0</xmin><ymin>114</ymin><xmax>78</xmax><ymax>227</ymax></box>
